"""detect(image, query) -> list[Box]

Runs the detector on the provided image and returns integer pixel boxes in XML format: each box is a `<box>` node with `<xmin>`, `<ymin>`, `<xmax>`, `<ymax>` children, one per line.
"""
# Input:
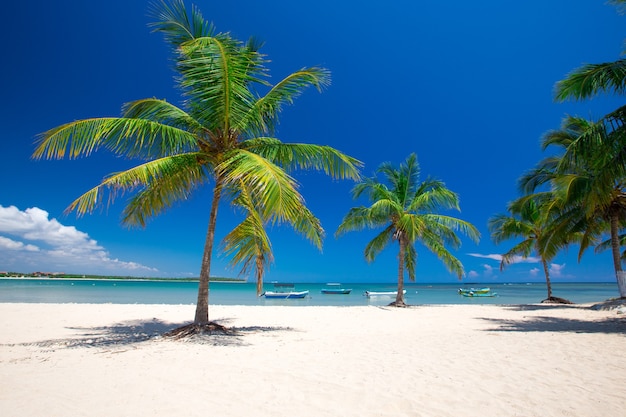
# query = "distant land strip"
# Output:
<box><xmin>0</xmin><ymin>272</ymin><xmax>244</xmax><ymax>282</ymax></box>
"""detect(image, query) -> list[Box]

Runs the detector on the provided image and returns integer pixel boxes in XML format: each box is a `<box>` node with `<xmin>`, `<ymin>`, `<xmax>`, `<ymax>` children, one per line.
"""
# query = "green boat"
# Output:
<box><xmin>458</xmin><ymin>288</ymin><xmax>497</xmax><ymax>297</ymax></box>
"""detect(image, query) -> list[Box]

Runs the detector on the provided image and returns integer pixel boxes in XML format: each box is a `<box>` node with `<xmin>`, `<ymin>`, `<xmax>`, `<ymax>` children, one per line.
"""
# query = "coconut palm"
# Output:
<box><xmin>489</xmin><ymin>194</ymin><xmax>573</xmax><ymax>303</ymax></box>
<box><xmin>335</xmin><ymin>153</ymin><xmax>479</xmax><ymax>306</ymax></box>
<box><xmin>521</xmin><ymin>115</ymin><xmax>626</xmax><ymax>297</ymax></box>
<box><xmin>33</xmin><ymin>0</ymin><xmax>362</xmax><ymax>332</ymax></box>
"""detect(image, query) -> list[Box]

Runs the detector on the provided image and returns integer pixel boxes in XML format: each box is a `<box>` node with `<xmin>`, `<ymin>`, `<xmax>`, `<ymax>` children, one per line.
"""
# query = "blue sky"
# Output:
<box><xmin>1</xmin><ymin>0</ymin><xmax>624</xmax><ymax>284</ymax></box>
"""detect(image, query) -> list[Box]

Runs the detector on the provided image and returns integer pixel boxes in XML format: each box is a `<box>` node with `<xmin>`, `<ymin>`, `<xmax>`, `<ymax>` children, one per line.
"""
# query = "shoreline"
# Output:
<box><xmin>1</xmin><ymin>303</ymin><xmax>625</xmax><ymax>417</ymax></box>
<box><xmin>1</xmin><ymin>279</ymin><xmax>621</xmax><ymax>306</ymax></box>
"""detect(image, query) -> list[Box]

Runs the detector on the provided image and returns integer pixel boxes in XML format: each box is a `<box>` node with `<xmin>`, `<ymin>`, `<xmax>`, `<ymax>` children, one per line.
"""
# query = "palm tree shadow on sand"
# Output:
<box><xmin>479</xmin><ymin>304</ymin><xmax>626</xmax><ymax>335</ymax></box>
<box><xmin>8</xmin><ymin>318</ymin><xmax>293</xmax><ymax>349</ymax></box>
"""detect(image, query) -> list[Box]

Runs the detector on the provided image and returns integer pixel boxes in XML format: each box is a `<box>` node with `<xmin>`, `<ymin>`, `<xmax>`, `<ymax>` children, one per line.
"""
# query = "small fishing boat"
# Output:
<box><xmin>459</xmin><ymin>288</ymin><xmax>497</xmax><ymax>297</ymax></box>
<box><xmin>364</xmin><ymin>289</ymin><xmax>406</xmax><ymax>298</ymax></box>
<box><xmin>321</xmin><ymin>283</ymin><xmax>352</xmax><ymax>294</ymax></box>
<box><xmin>458</xmin><ymin>287</ymin><xmax>491</xmax><ymax>295</ymax></box>
<box><xmin>263</xmin><ymin>290</ymin><xmax>309</xmax><ymax>299</ymax></box>
<box><xmin>262</xmin><ymin>283</ymin><xmax>309</xmax><ymax>299</ymax></box>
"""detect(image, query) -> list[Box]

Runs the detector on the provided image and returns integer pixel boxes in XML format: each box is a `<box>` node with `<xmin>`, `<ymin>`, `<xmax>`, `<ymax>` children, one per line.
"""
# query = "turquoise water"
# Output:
<box><xmin>0</xmin><ymin>278</ymin><xmax>620</xmax><ymax>306</ymax></box>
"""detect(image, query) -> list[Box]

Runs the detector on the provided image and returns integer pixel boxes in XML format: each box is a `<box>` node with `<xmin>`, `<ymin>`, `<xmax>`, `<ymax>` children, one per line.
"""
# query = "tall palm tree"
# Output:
<box><xmin>33</xmin><ymin>0</ymin><xmax>362</xmax><ymax>331</ymax></box>
<box><xmin>336</xmin><ymin>153</ymin><xmax>479</xmax><ymax>306</ymax></box>
<box><xmin>489</xmin><ymin>194</ymin><xmax>573</xmax><ymax>303</ymax></box>
<box><xmin>550</xmin><ymin>0</ymin><xmax>626</xmax><ymax>298</ymax></box>
<box><xmin>522</xmin><ymin>115</ymin><xmax>626</xmax><ymax>297</ymax></box>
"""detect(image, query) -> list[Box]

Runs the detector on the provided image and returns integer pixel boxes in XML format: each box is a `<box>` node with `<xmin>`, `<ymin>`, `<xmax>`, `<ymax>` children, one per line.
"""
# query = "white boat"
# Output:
<box><xmin>262</xmin><ymin>283</ymin><xmax>309</xmax><ymax>299</ymax></box>
<box><xmin>364</xmin><ymin>289</ymin><xmax>406</xmax><ymax>298</ymax></box>
<box><xmin>262</xmin><ymin>290</ymin><xmax>309</xmax><ymax>299</ymax></box>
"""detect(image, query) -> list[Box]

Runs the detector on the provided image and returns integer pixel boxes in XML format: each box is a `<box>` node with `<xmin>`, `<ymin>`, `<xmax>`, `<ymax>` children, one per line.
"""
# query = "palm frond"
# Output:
<box><xmin>363</xmin><ymin>226</ymin><xmax>394</xmax><ymax>262</ymax></box>
<box><xmin>335</xmin><ymin>207</ymin><xmax>376</xmax><ymax>236</ymax></box>
<box><xmin>148</xmin><ymin>0</ymin><xmax>214</xmax><ymax>47</ymax></box>
<box><xmin>488</xmin><ymin>214</ymin><xmax>535</xmax><ymax>244</ymax></box>
<box><xmin>34</xmin><ymin>117</ymin><xmax>199</xmax><ymax>160</ymax></box>
<box><xmin>122</xmin><ymin>98</ymin><xmax>206</xmax><ymax>134</ymax></box>
<box><xmin>63</xmin><ymin>153</ymin><xmax>206</xmax><ymax>222</ymax></box>
<box><xmin>554</xmin><ymin>58</ymin><xmax>626</xmax><ymax>101</ymax></box>
<box><xmin>418</xmin><ymin>230</ymin><xmax>465</xmax><ymax>278</ymax></box>
<box><xmin>288</xmin><ymin>205</ymin><xmax>325</xmax><ymax>249</ymax></box>
<box><xmin>218</xmin><ymin>149</ymin><xmax>305</xmax><ymax>224</ymax></box>
<box><xmin>500</xmin><ymin>239</ymin><xmax>534</xmax><ymax>269</ymax></box>
<box><xmin>243</xmin><ymin>138</ymin><xmax>362</xmax><ymax>180</ymax></box>
<box><xmin>244</xmin><ymin>67</ymin><xmax>331</xmax><ymax>135</ymax></box>
<box><xmin>119</xmin><ymin>154</ymin><xmax>209</xmax><ymax>227</ymax></box>
<box><xmin>222</xmin><ymin>182</ymin><xmax>274</xmax><ymax>276</ymax></box>
<box><xmin>423</xmin><ymin>214</ymin><xmax>480</xmax><ymax>244</ymax></box>
<box><xmin>351</xmin><ymin>178</ymin><xmax>391</xmax><ymax>201</ymax></box>
<box><xmin>222</xmin><ymin>216</ymin><xmax>273</xmax><ymax>274</ymax></box>
<box><xmin>409</xmin><ymin>182</ymin><xmax>460</xmax><ymax>213</ymax></box>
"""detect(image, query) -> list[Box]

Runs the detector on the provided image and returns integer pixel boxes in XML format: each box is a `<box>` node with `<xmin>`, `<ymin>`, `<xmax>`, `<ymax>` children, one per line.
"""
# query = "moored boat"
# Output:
<box><xmin>458</xmin><ymin>287</ymin><xmax>491</xmax><ymax>295</ymax></box>
<box><xmin>262</xmin><ymin>283</ymin><xmax>309</xmax><ymax>299</ymax></box>
<box><xmin>364</xmin><ymin>289</ymin><xmax>406</xmax><ymax>298</ymax></box>
<box><xmin>321</xmin><ymin>283</ymin><xmax>352</xmax><ymax>294</ymax></box>
<box><xmin>458</xmin><ymin>288</ymin><xmax>497</xmax><ymax>297</ymax></box>
<box><xmin>263</xmin><ymin>290</ymin><xmax>310</xmax><ymax>299</ymax></box>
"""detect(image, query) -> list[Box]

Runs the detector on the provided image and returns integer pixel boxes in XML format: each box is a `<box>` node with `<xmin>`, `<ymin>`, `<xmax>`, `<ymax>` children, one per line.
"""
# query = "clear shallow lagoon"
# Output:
<box><xmin>0</xmin><ymin>278</ymin><xmax>620</xmax><ymax>306</ymax></box>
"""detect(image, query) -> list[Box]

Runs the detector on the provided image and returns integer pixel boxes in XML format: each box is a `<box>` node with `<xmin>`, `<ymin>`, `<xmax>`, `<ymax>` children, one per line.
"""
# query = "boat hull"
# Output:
<box><xmin>458</xmin><ymin>287</ymin><xmax>491</xmax><ymax>295</ymax></box>
<box><xmin>263</xmin><ymin>290</ymin><xmax>309</xmax><ymax>299</ymax></box>
<box><xmin>459</xmin><ymin>291</ymin><xmax>497</xmax><ymax>297</ymax></box>
<box><xmin>321</xmin><ymin>289</ymin><xmax>352</xmax><ymax>294</ymax></box>
<box><xmin>365</xmin><ymin>290</ymin><xmax>406</xmax><ymax>298</ymax></box>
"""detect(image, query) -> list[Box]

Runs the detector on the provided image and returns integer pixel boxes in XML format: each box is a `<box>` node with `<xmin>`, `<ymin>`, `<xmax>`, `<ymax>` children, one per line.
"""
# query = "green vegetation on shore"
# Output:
<box><xmin>0</xmin><ymin>272</ymin><xmax>244</xmax><ymax>282</ymax></box>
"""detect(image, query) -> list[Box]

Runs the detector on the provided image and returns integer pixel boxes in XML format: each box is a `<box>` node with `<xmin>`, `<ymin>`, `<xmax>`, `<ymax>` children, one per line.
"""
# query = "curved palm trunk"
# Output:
<box><xmin>609</xmin><ymin>212</ymin><xmax>626</xmax><ymax>297</ymax></box>
<box><xmin>256</xmin><ymin>256</ymin><xmax>264</xmax><ymax>297</ymax></box>
<box><xmin>396</xmin><ymin>238</ymin><xmax>406</xmax><ymax>305</ymax></box>
<box><xmin>194</xmin><ymin>177</ymin><xmax>223</xmax><ymax>324</ymax></box>
<box><xmin>541</xmin><ymin>258</ymin><xmax>553</xmax><ymax>299</ymax></box>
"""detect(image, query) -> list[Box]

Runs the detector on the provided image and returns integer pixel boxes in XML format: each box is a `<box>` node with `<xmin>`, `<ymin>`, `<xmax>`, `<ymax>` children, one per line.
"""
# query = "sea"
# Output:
<box><xmin>0</xmin><ymin>278</ymin><xmax>620</xmax><ymax>306</ymax></box>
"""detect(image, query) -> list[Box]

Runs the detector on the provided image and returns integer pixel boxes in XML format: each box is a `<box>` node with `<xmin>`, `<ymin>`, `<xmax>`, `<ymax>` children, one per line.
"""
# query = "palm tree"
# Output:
<box><xmin>335</xmin><ymin>153</ymin><xmax>479</xmax><ymax>306</ymax></box>
<box><xmin>521</xmin><ymin>115</ymin><xmax>626</xmax><ymax>297</ymax></box>
<box><xmin>33</xmin><ymin>0</ymin><xmax>362</xmax><ymax>332</ymax></box>
<box><xmin>489</xmin><ymin>194</ymin><xmax>573</xmax><ymax>303</ymax></box>
<box><xmin>550</xmin><ymin>0</ymin><xmax>626</xmax><ymax>298</ymax></box>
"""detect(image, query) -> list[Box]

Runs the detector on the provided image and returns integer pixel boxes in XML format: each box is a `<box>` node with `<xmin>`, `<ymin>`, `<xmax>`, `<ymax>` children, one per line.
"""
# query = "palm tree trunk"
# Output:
<box><xmin>396</xmin><ymin>237</ymin><xmax>406</xmax><ymax>305</ymax></box>
<box><xmin>609</xmin><ymin>212</ymin><xmax>626</xmax><ymax>297</ymax></box>
<box><xmin>256</xmin><ymin>256</ymin><xmax>264</xmax><ymax>297</ymax></box>
<box><xmin>194</xmin><ymin>177</ymin><xmax>223</xmax><ymax>324</ymax></box>
<box><xmin>541</xmin><ymin>258</ymin><xmax>553</xmax><ymax>299</ymax></box>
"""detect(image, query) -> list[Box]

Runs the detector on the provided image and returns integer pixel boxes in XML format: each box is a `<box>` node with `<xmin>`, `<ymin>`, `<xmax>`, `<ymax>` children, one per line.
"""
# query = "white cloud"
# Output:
<box><xmin>0</xmin><ymin>236</ymin><xmax>39</xmax><ymax>252</ymax></box>
<box><xmin>468</xmin><ymin>253</ymin><xmax>503</xmax><ymax>261</ymax></box>
<box><xmin>550</xmin><ymin>263</ymin><xmax>566</xmax><ymax>277</ymax></box>
<box><xmin>0</xmin><ymin>205</ymin><xmax>158</xmax><ymax>275</ymax></box>
<box><xmin>467</xmin><ymin>270</ymin><xmax>479</xmax><ymax>279</ymax></box>
<box><xmin>529</xmin><ymin>267</ymin><xmax>539</xmax><ymax>276</ymax></box>
<box><xmin>468</xmin><ymin>253</ymin><xmax>540</xmax><ymax>264</ymax></box>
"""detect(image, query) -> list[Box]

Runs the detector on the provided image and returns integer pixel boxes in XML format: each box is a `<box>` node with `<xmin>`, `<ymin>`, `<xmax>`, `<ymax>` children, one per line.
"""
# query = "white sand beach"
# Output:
<box><xmin>1</xmin><ymin>302</ymin><xmax>625</xmax><ymax>417</ymax></box>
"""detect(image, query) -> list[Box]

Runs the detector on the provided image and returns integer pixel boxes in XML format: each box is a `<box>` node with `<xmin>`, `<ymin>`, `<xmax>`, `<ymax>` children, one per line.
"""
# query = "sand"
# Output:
<box><xmin>1</xmin><ymin>302</ymin><xmax>625</xmax><ymax>417</ymax></box>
